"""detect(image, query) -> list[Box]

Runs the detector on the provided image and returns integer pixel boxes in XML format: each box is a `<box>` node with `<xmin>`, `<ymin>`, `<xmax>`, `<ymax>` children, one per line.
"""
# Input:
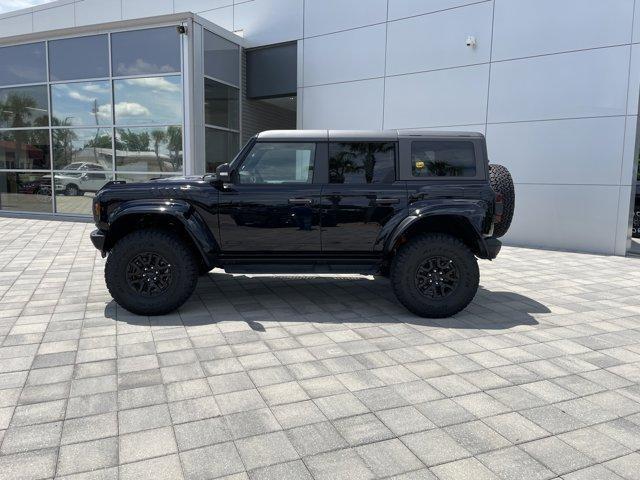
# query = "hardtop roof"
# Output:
<box><xmin>255</xmin><ymin>129</ymin><xmax>484</xmax><ymax>142</ymax></box>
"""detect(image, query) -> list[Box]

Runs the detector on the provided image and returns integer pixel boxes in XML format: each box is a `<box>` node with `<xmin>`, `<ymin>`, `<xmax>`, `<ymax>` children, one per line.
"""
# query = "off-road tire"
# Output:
<box><xmin>488</xmin><ymin>164</ymin><xmax>515</xmax><ymax>238</ymax></box>
<box><xmin>105</xmin><ymin>229</ymin><xmax>199</xmax><ymax>315</ymax></box>
<box><xmin>390</xmin><ymin>233</ymin><xmax>479</xmax><ymax>318</ymax></box>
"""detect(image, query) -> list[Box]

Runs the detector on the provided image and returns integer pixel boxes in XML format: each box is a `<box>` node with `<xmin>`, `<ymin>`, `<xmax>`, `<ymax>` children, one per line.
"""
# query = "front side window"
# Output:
<box><xmin>329</xmin><ymin>142</ymin><xmax>395</xmax><ymax>184</ymax></box>
<box><xmin>238</xmin><ymin>142</ymin><xmax>315</xmax><ymax>184</ymax></box>
<box><xmin>411</xmin><ymin>141</ymin><xmax>476</xmax><ymax>177</ymax></box>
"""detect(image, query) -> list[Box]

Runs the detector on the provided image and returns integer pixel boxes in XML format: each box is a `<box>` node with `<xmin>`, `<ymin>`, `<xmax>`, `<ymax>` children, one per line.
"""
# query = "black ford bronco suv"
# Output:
<box><xmin>90</xmin><ymin>130</ymin><xmax>514</xmax><ymax>318</ymax></box>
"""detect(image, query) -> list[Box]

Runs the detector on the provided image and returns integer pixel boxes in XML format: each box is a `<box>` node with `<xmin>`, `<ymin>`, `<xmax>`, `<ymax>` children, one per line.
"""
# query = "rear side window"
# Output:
<box><xmin>411</xmin><ymin>141</ymin><xmax>476</xmax><ymax>177</ymax></box>
<box><xmin>329</xmin><ymin>142</ymin><xmax>395</xmax><ymax>184</ymax></box>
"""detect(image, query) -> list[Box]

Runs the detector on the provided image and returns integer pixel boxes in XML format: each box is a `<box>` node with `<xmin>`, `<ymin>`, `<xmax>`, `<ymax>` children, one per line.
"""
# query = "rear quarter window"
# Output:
<box><xmin>411</xmin><ymin>141</ymin><xmax>476</xmax><ymax>177</ymax></box>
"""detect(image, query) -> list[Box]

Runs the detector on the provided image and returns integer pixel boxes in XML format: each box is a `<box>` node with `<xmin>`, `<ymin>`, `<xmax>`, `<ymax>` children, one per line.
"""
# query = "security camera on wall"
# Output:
<box><xmin>466</xmin><ymin>35</ymin><xmax>477</xmax><ymax>48</ymax></box>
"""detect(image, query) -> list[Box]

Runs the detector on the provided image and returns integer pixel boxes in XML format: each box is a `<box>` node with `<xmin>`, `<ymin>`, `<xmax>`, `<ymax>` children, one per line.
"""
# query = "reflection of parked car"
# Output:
<box><xmin>54</xmin><ymin>163</ymin><xmax>108</xmax><ymax>196</ymax></box>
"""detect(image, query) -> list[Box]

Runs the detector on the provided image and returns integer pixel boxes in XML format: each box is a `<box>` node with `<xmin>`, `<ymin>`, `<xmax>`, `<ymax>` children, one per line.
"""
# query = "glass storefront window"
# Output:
<box><xmin>49</xmin><ymin>35</ymin><xmax>109</xmax><ymax>81</ymax></box>
<box><xmin>111</xmin><ymin>27</ymin><xmax>181</xmax><ymax>76</ymax></box>
<box><xmin>51</xmin><ymin>81</ymin><xmax>112</xmax><ymax>126</ymax></box>
<box><xmin>205</xmin><ymin>79</ymin><xmax>239</xmax><ymax>130</ymax></box>
<box><xmin>205</xmin><ymin>128</ymin><xmax>238</xmax><ymax>173</ymax></box>
<box><xmin>52</xmin><ymin>127</ymin><xmax>113</xmax><ymax>170</ymax></box>
<box><xmin>0</xmin><ymin>171</ymin><xmax>52</xmax><ymax>212</ymax></box>
<box><xmin>115</xmin><ymin>126</ymin><xmax>182</xmax><ymax>172</ymax></box>
<box><xmin>0</xmin><ymin>86</ymin><xmax>49</xmax><ymax>128</ymax></box>
<box><xmin>113</xmin><ymin>76</ymin><xmax>182</xmax><ymax>126</ymax></box>
<box><xmin>204</xmin><ymin>31</ymin><xmax>239</xmax><ymax>86</ymax></box>
<box><xmin>54</xmin><ymin>169</ymin><xmax>112</xmax><ymax>214</ymax></box>
<box><xmin>0</xmin><ymin>129</ymin><xmax>50</xmax><ymax>169</ymax></box>
<box><xmin>0</xmin><ymin>42</ymin><xmax>46</xmax><ymax>86</ymax></box>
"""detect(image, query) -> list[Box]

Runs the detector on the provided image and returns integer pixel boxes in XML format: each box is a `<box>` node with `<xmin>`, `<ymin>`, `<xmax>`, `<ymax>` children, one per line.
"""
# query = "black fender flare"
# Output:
<box><xmin>380</xmin><ymin>200</ymin><xmax>495</xmax><ymax>258</ymax></box>
<box><xmin>106</xmin><ymin>199</ymin><xmax>219</xmax><ymax>268</ymax></box>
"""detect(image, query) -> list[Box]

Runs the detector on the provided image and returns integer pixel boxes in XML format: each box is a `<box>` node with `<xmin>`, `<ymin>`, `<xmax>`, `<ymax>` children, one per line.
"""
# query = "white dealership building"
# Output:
<box><xmin>0</xmin><ymin>0</ymin><xmax>638</xmax><ymax>256</ymax></box>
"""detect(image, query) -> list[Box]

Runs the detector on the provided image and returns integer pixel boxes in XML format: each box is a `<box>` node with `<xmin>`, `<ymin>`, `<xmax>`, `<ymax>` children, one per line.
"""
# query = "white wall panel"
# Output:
<box><xmin>0</xmin><ymin>13</ymin><xmax>32</xmax><ymax>37</ymax></box>
<box><xmin>33</xmin><ymin>4</ymin><xmax>74</xmax><ymax>31</ymax></box>
<box><xmin>304</xmin><ymin>0</ymin><xmax>387</xmax><ymax>37</ymax></box>
<box><xmin>621</xmin><ymin>116</ymin><xmax>639</xmax><ymax>186</ymax></box>
<box><xmin>628</xmin><ymin>44</ymin><xmax>640</xmax><ymax>116</ymax></box>
<box><xmin>487</xmin><ymin>117</ymin><xmax>626</xmax><ymax>186</ymax></box>
<box><xmin>504</xmin><ymin>184</ymin><xmax>620</xmax><ymax>254</ymax></box>
<box><xmin>302</xmin><ymin>78</ymin><xmax>384</xmax><ymax>129</ymax></box>
<box><xmin>634</xmin><ymin>0</ymin><xmax>640</xmax><ymax>44</ymax></box>
<box><xmin>386</xmin><ymin>1</ymin><xmax>492</xmax><ymax>76</ymax></box>
<box><xmin>492</xmin><ymin>0</ymin><xmax>633</xmax><ymax>61</ymax></box>
<box><xmin>123</xmin><ymin>0</ymin><xmax>173</xmax><ymax>20</ymax></box>
<box><xmin>174</xmin><ymin>0</ymin><xmax>233</xmax><ymax>13</ymax></box>
<box><xmin>488</xmin><ymin>47</ymin><xmax>630</xmax><ymax>123</ymax></box>
<box><xmin>75</xmin><ymin>0</ymin><xmax>122</xmax><ymax>26</ymax></box>
<box><xmin>199</xmin><ymin>6</ymin><xmax>233</xmax><ymax>31</ymax></box>
<box><xmin>234</xmin><ymin>0</ymin><xmax>303</xmax><ymax>47</ymax></box>
<box><xmin>303</xmin><ymin>24</ymin><xmax>385</xmax><ymax>86</ymax></box>
<box><xmin>384</xmin><ymin>64</ymin><xmax>489</xmax><ymax>129</ymax></box>
<box><xmin>388</xmin><ymin>0</ymin><xmax>489</xmax><ymax>21</ymax></box>
<box><xmin>419</xmin><ymin>124</ymin><xmax>486</xmax><ymax>135</ymax></box>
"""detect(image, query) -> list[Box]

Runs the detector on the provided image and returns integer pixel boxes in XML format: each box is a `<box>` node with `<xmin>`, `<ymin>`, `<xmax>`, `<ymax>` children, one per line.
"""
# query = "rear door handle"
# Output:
<box><xmin>375</xmin><ymin>197</ymin><xmax>400</xmax><ymax>205</ymax></box>
<box><xmin>288</xmin><ymin>198</ymin><xmax>313</xmax><ymax>205</ymax></box>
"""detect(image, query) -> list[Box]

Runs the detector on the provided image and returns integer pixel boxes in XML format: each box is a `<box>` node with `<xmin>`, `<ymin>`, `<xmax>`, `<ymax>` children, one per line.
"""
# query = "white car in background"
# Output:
<box><xmin>54</xmin><ymin>162</ymin><xmax>109</xmax><ymax>196</ymax></box>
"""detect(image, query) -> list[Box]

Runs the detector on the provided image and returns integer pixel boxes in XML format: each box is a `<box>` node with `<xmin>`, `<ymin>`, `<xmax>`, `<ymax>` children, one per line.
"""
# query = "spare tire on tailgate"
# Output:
<box><xmin>488</xmin><ymin>164</ymin><xmax>515</xmax><ymax>238</ymax></box>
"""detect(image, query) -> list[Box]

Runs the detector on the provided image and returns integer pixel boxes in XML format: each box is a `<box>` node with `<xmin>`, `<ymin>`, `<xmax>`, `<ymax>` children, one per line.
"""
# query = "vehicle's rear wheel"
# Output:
<box><xmin>488</xmin><ymin>164</ymin><xmax>515</xmax><ymax>238</ymax></box>
<box><xmin>105</xmin><ymin>229</ymin><xmax>199</xmax><ymax>315</ymax></box>
<box><xmin>390</xmin><ymin>233</ymin><xmax>479</xmax><ymax>318</ymax></box>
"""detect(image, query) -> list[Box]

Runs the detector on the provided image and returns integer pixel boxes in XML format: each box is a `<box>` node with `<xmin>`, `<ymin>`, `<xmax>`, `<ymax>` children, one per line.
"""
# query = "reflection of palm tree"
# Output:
<box><xmin>51</xmin><ymin>117</ymin><xmax>78</xmax><ymax>168</ymax></box>
<box><xmin>426</xmin><ymin>159</ymin><xmax>462</xmax><ymax>177</ymax></box>
<box><xmin>329</xmin><ymin>150</ymin><xmax>361</xmax><ymax>184</ymax></box>
<box><xmin>150</xmin><ymin>129</ymin><xmax>167</xmax><ymax>172</ymax></box>
<box><xmin>0</xmin><ymin>93</ymin><xmax>42</xmax><ymax>168</ymax></box>
<box><xmin>329</xmin><ymin>143</ymin><xmax>394</xmax><ymax>184</ymax></box>
<box><xmin>166</xmin><ymin>126</ymin><xmax>182</xmax><ymax>171</ymax></box>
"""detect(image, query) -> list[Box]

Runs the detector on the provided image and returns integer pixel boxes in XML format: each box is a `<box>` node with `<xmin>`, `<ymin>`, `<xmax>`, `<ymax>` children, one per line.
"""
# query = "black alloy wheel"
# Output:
<box><xmin>125</xmin><ymin>252</ymin><xmax>173</xmax><ymax>296</ymax></box>
<box><xmin>415</xmin><ymin>256</ymin><xmax>459</xmax><ymax>299</ymax></box>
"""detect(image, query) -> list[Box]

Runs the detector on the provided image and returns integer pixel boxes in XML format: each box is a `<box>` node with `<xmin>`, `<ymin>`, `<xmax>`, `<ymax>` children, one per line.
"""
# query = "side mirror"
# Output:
<box><xmin>215</xmin><ymin>163</ymin><xmax>231</xmax><ymax>182</ymax></box>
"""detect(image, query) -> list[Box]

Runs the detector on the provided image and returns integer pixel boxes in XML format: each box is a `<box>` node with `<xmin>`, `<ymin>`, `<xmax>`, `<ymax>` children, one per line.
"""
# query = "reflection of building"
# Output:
<box><xmin>0</xmin><ymin>1</ymin><xmax>639</xmax><ymax>256</ymax></box>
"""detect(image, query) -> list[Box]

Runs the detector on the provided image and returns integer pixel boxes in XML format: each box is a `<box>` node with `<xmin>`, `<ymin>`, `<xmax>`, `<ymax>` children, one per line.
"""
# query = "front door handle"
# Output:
<box><xmin>375</xmin><ymin>197</ymin><xmax>400</xmax><ymax>205</ymax></box>
<box><xmin>288</xmin><ymin>198</ymin><xmax>313</xmax><ymax>205</ymax></box>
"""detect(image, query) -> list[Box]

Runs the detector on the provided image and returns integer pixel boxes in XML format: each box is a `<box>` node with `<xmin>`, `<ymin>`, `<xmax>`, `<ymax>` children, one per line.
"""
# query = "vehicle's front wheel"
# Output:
<box><xmin>105</xmin><ymin>229</ymin><xmax>199</xmax><ymax>315</ymax></box>
<box><xmin>390</xmin><ymin>234</ymin><xmax>479</xmax><ymax>318</ymax></box>
<box><xmin>65</xmin><ymin>184</ymin><xmax>79</xmax><ymax>196</ymax></box>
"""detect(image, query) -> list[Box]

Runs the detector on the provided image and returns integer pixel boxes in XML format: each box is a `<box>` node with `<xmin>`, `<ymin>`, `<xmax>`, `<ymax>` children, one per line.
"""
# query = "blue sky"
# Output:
<box><xmin>0</xmin><ymin>0</ymin><xmax>54</xmax><ymax>14</ymax></box>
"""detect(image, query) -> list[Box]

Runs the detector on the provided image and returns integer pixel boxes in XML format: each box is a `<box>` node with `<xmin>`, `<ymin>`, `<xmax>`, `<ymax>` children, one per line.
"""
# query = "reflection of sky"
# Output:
<box><xmin>51</xmin><ymin>81</ymin><xmax>111</xmax><ymax>126</ymax></box>
<box><xmin>114</xmin><ymin>76</ymin><xmax>182</xmax><ymax>126</ymax></box>
<box><xmin>0</xmin><ymin>42</ymin><xmax>46</xmax><ymax>86</ymax></box>
<box><xmin>111</xmin><ymin>27</ymin><xmax>181</xmax><ymax>77</ymax></box>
